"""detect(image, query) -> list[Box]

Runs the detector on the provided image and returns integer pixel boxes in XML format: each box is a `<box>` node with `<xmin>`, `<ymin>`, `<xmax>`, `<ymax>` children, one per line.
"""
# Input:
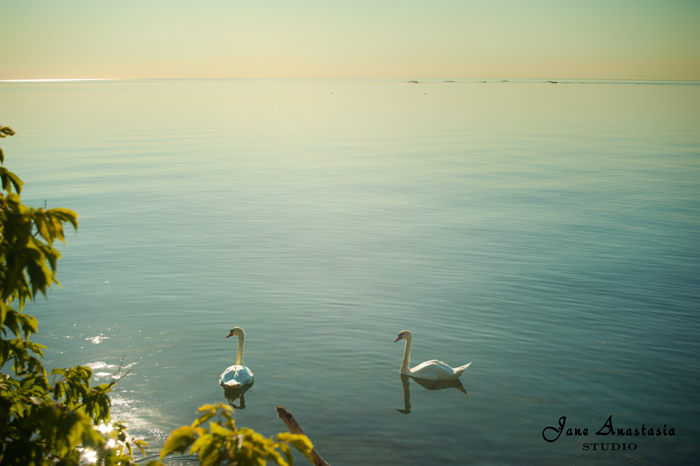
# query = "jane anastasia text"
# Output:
<box><xmin>542</xmin><ymin>415</ymin><xmax>675</xmax><ymax>450</ymax></box>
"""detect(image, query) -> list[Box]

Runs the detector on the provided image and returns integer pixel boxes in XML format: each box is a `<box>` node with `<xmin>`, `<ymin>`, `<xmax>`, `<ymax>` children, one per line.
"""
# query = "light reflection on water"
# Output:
<box><xmin>2</xmin><ymin>79</ymin><xmax>699</xmax><ymax>465</ymax></box>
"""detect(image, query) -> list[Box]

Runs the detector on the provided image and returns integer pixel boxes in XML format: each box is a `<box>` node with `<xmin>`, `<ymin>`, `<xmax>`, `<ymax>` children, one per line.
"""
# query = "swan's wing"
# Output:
<box><xmin>454</xmin><ymin>361</ymin><xmax>472</xmax><ymax>372</ymax></box>
<box><xmin>411</xmin><ymin>359</ymin><xmax>451</xmax><ymax>371</ymax></box>
<box><xmin>409</xmin><ymin>360</ymin><xmax>459</xmax><ymax>380</ymax></box>
<box><xmin>219</xmin><ymin>366</ymin><xmax>239</xmax><ymax>386</ymax></box>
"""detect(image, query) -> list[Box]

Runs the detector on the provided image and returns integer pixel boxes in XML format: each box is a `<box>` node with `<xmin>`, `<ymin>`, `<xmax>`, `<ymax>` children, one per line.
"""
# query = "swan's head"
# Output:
<box><xmin>394</xmin><ymin>330</ymin><xmax>412</xmax><ymax>342</ymax></box>
<box><xmin>226</xmin><ymin>327</ymin><xmax>245</xmax><ymax>339</ymax></box>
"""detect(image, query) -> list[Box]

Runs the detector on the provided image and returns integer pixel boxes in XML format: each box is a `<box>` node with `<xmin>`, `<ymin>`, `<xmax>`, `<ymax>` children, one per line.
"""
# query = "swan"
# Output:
<box><xmin>394</xmin><ymin>330</ymin><xmax>471</xmax><ymax>380</ymax></box>
<box><xmin>219</xmin><ymin>327</ymin><xmax>254</xmax><ymax>389</ymax></box>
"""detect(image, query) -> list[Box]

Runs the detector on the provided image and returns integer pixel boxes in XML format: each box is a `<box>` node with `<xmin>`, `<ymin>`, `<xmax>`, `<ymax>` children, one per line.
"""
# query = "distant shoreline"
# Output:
<box><xmin>2</xmin><ymin>78</ymin><xmax>700</xmax><ymax>86</ymax></box>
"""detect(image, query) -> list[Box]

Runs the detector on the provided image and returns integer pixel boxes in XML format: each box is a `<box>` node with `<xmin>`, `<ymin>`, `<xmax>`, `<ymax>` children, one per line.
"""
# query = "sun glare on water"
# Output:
<box><xmin>1</xmin><ymin>79</ymin><xmax>112</xmax><ymax>82</ymax></box>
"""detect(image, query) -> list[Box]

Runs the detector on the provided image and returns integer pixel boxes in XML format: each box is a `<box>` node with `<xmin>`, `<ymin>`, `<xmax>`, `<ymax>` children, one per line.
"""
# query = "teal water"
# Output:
<box><xmin>1</xmin><ymin>79</ymin><xmax>699</xmax><ymax>465</ymax></box>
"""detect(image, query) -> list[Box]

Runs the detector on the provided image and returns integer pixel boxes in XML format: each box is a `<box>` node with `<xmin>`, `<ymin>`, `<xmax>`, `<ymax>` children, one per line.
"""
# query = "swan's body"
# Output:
<box><xmin>394</xmin><ymin>330</ymin><xmax>471</xmax><ymax>381</ymax></box>
<box><xmin>219</xmin><ymin>327</ymin><xmax>254</xmax><ymax>389</ymax></box>
<box><xmin>219</xmin><ymin>365</ymin><xmax>254</xmax><ymax>389</ymax></box>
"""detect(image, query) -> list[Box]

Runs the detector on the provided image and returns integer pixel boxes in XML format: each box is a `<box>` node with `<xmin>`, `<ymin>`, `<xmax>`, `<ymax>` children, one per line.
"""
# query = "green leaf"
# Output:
<box><xmin>192</xmin><ymin>409</ymin><xmax>216</xmax><ymax>428</ymax></box>
<box><xmin>209</xmin><ymin>421</ymin><xmax>233</xmax><ymax>437</ymax></box>
<box><xmin>0</xmin><ymin>301</ymin><xmax>10</xmax><ymax>327</ymax></box>
<box><xmin>160</xmin><ymin>425</ymin><xmax>196</xmax><ymax>459</ymax></box>
<box><xmin>0</xmin><ymin>166</ymin><xmax>24</xmax><ymax>194</ymax></box>
<box><xmin>197</xmin><ymin>403</ymin><xmax>217</xmax><ymax>413</ymax></box>
<box><xmin>277</xmin><ymin>433</ymin><xmax>315</xmax><ymax>463</ymax></box>
<box><xmin>18</xmin><ymin>312</ymin><xmax>38</xmax><ymax>338</ymax></box>
<box><xmin>33</xmin><ymin>213</ymin><xmax>50</xmax><ymax>243</ymax></box>
<box><xmin>7</xmin><ymin>170</ymin><xmax>23</xmax><ymax>194</ymax></box>
<box><xmin>278</xmin><ymin>442</ymin><xmax>294</xmax><ymax>466</ymax></box>
<box><xmin>134</xmin><ymin>439</ymin><xmax>149</xmax><ymax>456</ymax></box>
<box><xmin>48</xmin><ymin>207</ymin><xmax>79</xmax><ymax>232</ymax></box>
<box><xmin>3</xmin><ymin>308</ymin><xmax>21</xmax><ymax>337</ymax></box>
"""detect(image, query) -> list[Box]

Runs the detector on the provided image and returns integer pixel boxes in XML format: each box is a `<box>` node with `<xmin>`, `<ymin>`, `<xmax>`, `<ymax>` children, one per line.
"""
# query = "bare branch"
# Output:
<box><xmin>276</xmin><ymin>406</ymin><xmax>330</xmax><ymax>466</ymax></box>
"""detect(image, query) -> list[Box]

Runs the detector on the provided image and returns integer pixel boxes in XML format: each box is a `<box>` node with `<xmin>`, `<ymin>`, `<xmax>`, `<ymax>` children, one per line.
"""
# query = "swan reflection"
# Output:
<box><xmin>397</xmin><ymin>374</ymin><xmax>469</xmax><ymax>414</ymax></box>
<box><xmin>223</xmin><ymin>382</ymin><xmax>253</xmax><ymax>409</ymax></box>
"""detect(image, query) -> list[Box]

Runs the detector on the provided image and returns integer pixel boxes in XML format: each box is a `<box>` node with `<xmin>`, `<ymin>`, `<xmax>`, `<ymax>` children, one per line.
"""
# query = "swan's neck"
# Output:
<box><xmin>236</xmin><ymin>335</ymin><xmax>244</xmax><ymax>366</ymax></box>
<box><xmin>400</xmin><ymin>336</ymin><xmax>412</xmax><ymax>373</ymax></box>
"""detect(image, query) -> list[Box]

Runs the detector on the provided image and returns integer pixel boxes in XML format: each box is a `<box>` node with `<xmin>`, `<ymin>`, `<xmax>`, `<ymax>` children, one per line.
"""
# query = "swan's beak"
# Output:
<box><xmin>394</xmin><ymin>335</ymin><xmax>402</xmax><ymax>342</ymax></box>
<box><xmin>226</xmin><ymin>332</ymin><xmax>233</xmax><ymax>338</ymax></box>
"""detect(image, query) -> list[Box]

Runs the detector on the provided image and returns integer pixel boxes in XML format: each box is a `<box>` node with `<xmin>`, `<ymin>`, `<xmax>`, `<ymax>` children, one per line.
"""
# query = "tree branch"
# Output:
<box><xmin>275</xmin><ymin>406</ymin><xmax>329</xmax><ymax>466</ymax></box>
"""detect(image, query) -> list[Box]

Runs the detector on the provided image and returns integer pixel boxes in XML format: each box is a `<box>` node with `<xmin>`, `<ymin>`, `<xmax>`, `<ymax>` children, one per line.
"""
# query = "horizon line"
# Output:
<box><xmin>2</xmin><ymin>77</ymin><xmax>700</xmax><ymax>83</ymax></box>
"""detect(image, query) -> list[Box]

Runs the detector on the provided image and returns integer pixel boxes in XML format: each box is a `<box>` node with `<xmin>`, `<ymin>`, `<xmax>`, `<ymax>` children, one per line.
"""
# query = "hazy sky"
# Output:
<box><xmin>2</xmin><ymin>0</ymin><xmax>699</xmax><ymax>80</ymax></box>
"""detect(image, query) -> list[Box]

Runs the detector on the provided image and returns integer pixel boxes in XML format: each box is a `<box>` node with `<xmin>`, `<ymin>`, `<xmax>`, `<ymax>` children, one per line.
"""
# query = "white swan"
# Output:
<box><xmin>219</xmin><ymin>327</ymin><xmax>254</xmax><ymax>389</ymax></box>
<box><xmin>394</xmin><ymin>330</ymin><xmax>471</xmax><ymax>380</ymax></box>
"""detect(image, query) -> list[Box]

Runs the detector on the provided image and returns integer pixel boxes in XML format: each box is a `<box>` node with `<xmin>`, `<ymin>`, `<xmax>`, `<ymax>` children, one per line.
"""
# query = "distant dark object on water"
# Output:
<box><xmin>444</xmin><ymin>80</ymin><xmax>455</xmax><ymax>82</ymax></box>
<box><xmin>548</xmin><ymin>81</ymin><xmax>558</xmax><ymax>84</ymax></box>
<box><xmin>407</xmin><ymin>80</ymin><xmax>419</xmax><ymax>83</ymax></box>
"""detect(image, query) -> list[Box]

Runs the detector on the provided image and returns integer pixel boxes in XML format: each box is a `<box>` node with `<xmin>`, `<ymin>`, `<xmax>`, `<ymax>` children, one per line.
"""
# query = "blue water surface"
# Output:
<box><xmin>1</xmin><ymin>78</ymin><xmax>699</xmax><ymax>465</ymax></box>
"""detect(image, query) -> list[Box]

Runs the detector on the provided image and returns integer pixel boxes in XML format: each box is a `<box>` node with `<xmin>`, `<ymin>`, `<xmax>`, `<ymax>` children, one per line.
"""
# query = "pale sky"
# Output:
<box><xmin>2</xmin><ymin>0</ymin><xmax>699</xmax><ymax>80</ymax></box>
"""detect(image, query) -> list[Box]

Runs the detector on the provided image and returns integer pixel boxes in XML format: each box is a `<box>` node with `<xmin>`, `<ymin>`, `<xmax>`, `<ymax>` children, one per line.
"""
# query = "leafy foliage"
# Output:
<box><xmin>0</xmin><ymin>127</ymin><xmax>145</xmax><ymax>466</ymax></box>
<box><xmin>149</xmin><ymin>403</ymin><xmax>314</xmax><ymax>466</ymax></box>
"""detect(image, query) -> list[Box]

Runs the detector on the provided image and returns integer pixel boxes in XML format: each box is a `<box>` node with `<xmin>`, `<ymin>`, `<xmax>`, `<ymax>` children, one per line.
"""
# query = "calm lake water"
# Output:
<box><xmin>1</xmin><ymin>78</ymin><xmax>699</xmax><ymax>465</ymax></box>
